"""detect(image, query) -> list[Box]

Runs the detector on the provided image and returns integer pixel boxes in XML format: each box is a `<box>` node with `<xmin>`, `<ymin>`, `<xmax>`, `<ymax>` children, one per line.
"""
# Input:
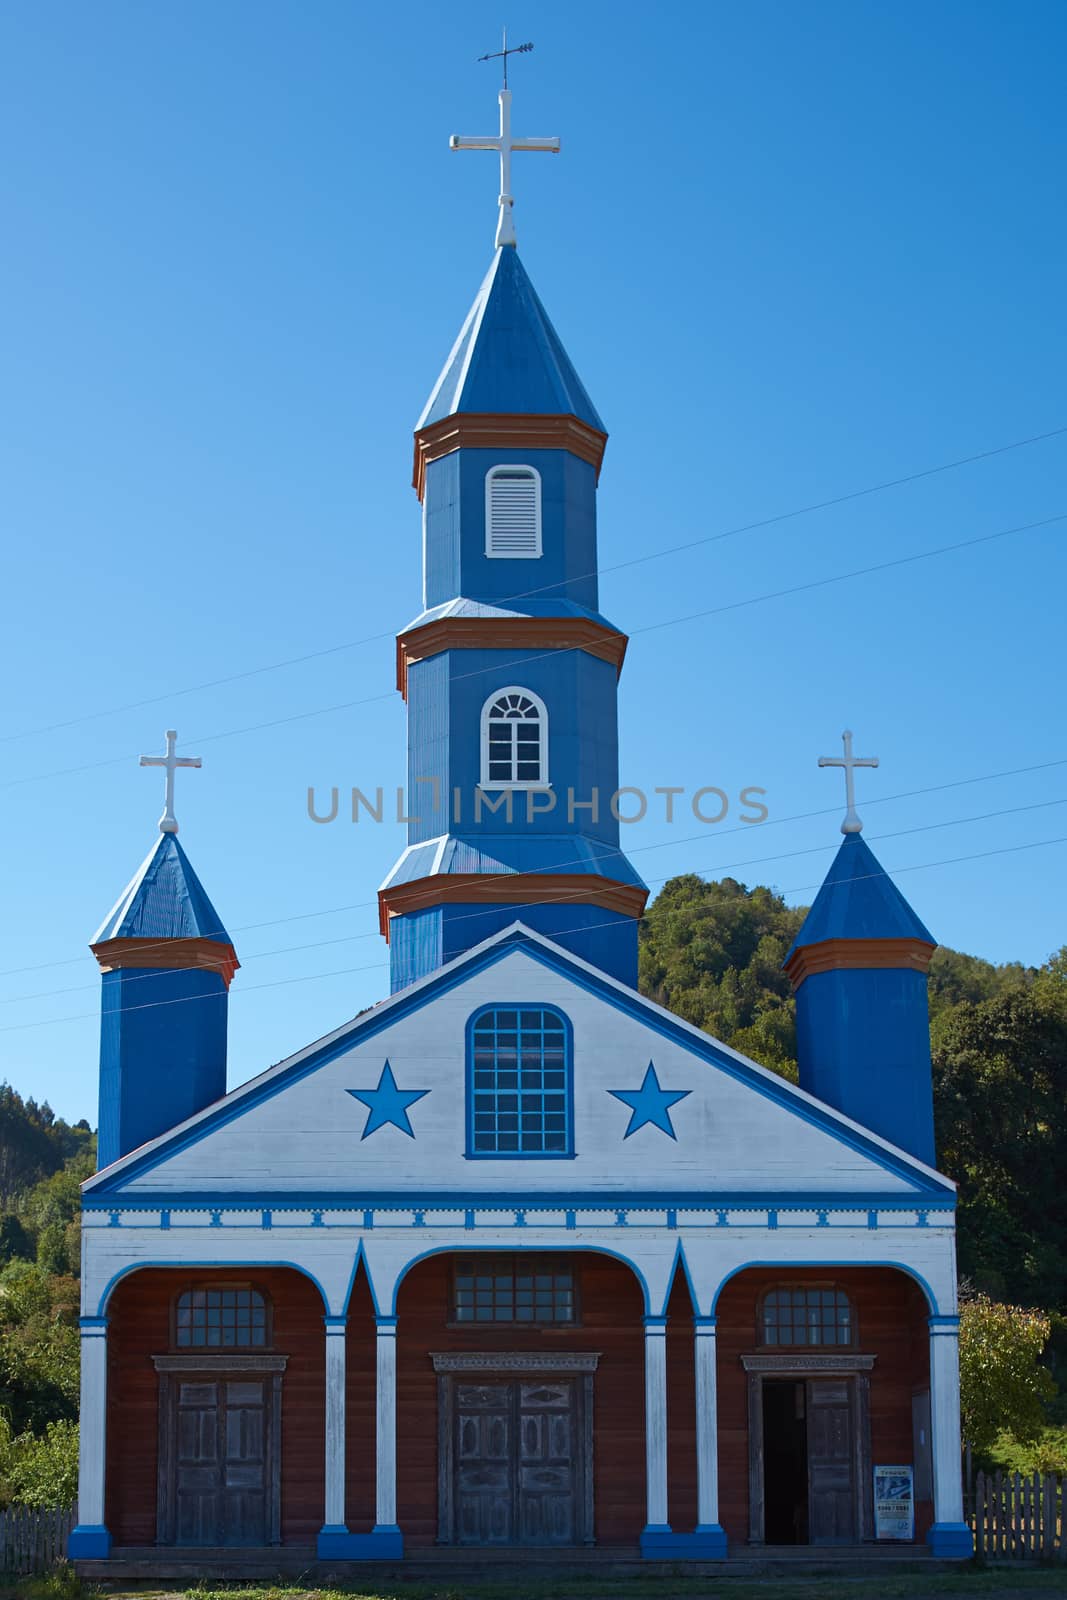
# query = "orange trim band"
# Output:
<box><xmin>784</xmin><ymin>936</ymin><xmax>936</xmax><ymax>991</ymax></box>
<box><xmin>378</xmin><ymin>873</ymin><xmax>647</xmax><ymax>940</ymax></box>
<box><xmin>91</xmin><ymin>936</ymin><xmax>240</xmax><ymax>988</ymax></box>
<box><xmin>396</xmin><ymin>616</ymin><xmax>628</xmax><ymax>697</ymax></box>
<box><xmin>413</xmin><ymin>412</ymin><xmax>608</xmax><ymax>501</ymax></box>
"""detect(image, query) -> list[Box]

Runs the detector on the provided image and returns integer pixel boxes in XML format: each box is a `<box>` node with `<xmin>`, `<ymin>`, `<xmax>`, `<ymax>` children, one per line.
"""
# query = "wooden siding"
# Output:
<box><xmin>105</xmin><ymin>1267</ymin><xmax>325</xmax><ymax>1546</ymax></box>
<box><xmin>393</xmin><ymin>1253</ymin><xmax>647</xmax><ymax>1546</ymax></box>
<box><xmin>715</xmin><ymin>1266</ymin><xmax>931</xmax><ymax>1544</ymax></box>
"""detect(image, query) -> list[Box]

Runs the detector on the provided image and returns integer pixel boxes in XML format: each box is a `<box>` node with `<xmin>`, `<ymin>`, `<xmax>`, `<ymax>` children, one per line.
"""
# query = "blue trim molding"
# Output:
<box><xmin>316</xmin><ymin>1526</ymin><xmax>404</xmax><ymax>1560</ymax></box>
<box><xmin>640</xmin><ymin>1526</ymin><xmax>728</xmax><ymax>1559</ymax></box>
<box><xmin>68</xmin><ymin>1525</ymin><xmax>112</xmax><ymax>1559</ymax></box>
<box><xmin>926</xmin><ymin>1521</ymin><xmax>974</xmax><ymax>1558</ymax></box>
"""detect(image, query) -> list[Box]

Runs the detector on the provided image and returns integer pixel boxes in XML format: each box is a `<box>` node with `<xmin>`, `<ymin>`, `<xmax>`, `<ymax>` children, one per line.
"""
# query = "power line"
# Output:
<box><xmin>3</xmin><ymin>509</ymin><xmax>1061</xmax><ymax>797</ymax></box>
<box><xmin>2</xmin><ymin>830</ymin><xmax>1064</xmax><ymax>1035</ymax></box>
<box><xmin>3</xmin><ymin>801</ymin><xmax>1064</xmax><ymax>1020</ymax></box>
<box><xmin>3</xmin><ymin>752</ymin><xmax>1065</xmax><ymax>984</ymax></box>
<box><xmin>4</xmin><ymin>422</ymin><xmax>1062</xmax><ymax>747</ymax></box>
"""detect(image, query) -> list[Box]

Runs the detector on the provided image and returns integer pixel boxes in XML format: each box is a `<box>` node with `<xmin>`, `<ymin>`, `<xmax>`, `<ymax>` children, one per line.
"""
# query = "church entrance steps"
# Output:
<box><xmin>75</xmin><ymin>1542</ymin><xmax>962</xmax><ymax>1583</ymax></box>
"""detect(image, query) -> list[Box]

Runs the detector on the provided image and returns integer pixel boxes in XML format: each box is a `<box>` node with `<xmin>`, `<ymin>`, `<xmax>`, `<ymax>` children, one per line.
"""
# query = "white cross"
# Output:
<box><xmin>450</xmin><ymin>67</ymin><xmax>560</xmax><ymax>248</ymax></box>
<box><xmin>818</xmin><ymin>729</ymin><xmax>879</xmax><ymax>835</ymax></box>
<box><xmin>140</xmin><ymin>729</ymin><xmax>202</xmax><ymax>835</ymax></box>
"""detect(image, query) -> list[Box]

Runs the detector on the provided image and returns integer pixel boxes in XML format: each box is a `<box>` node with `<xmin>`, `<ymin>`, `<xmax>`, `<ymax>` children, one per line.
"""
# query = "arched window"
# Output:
<box><xmin>759</xmin><ymin>1285</ymin><xmax>855</xmax><ymax>1348</ymax></box>
<box><xmin>467</xmin><ymin>1006</ymin><xmax>573</xmax><ymax>1158</ymax></box>
<box><xmin>480</xmin><ymin>687</ymin><xmax>548</xmax><ymax>788</ymax></box>
<box><xmin>174</xmin><ymin>1284</ymin><xmax>270</xmax><ymax>1348</ymax></box>
<box><xmin>485</xmin><ymin>465</ymin><xmax>542</xmax><ymax>557</ymax></box>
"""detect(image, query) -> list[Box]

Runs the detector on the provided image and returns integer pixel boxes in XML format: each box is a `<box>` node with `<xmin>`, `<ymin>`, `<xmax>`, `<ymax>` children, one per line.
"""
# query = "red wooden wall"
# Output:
<box><xmin>104</xmin><ymin>1257</ymin><xmax>930</xmax><ymax>1549</ymax></box>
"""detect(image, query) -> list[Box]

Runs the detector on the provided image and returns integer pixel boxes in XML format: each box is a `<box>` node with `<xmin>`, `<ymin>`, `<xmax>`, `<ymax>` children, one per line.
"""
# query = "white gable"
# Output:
<box><xmin>106</xmin><ymin>945</ymin><xmax>935</xmax><ymax>1200</ymax></box>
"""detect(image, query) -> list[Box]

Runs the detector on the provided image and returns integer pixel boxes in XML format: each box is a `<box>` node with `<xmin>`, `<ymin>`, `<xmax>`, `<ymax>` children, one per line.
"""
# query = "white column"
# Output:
<box><xmin>69</xmin><ymin>1319</ymin><xmax>111</xmax><ymax>1556</ymax></box>
<box><xmin>694</xmin><ymin>1318</ymin><xmax>720</xmax><ymax>1530</ymax></box>
<box><xmin>375</xmin><ymin>1316</ymin><xmax>399</xmax><ymax>1531</ymax></box>
<box><xmin>643</xmin><ymin>1316</ymin><xmax>670</xmax><ymax>1531</ymax></box>
<box><xmin>322</xmin><ymin>1318</ymin><xmax>347</xmax><ymax>1531</ymax></box>
<box><xmin>928</xmin><ymin>1318</ymin><xmax>967</xmax><ymax>1533</ymax></box>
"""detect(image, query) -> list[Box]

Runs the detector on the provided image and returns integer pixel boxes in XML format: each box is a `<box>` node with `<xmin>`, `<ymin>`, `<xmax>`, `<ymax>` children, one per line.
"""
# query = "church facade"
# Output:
<box><xmin>69</xmin><ymin>86</ymin><xmax>972</xmax><ymax>1569</ymax></box>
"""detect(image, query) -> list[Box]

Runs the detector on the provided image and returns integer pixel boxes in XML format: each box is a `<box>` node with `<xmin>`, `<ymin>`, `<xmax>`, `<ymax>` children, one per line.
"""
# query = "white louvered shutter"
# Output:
<box><xmin>486</xmin><ymin>467</ymin><xmax>542</xmax><ymax>557</ymax></box>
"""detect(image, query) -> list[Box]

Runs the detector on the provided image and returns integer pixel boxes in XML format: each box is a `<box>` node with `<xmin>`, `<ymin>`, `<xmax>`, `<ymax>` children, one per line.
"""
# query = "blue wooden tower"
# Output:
<box><xmin>784</xmin><ymin>733</ymin><xmax>938</xmax><ymax>1165</ymax></box>
<box><xmin>379</xmin><ymin>145</ymin><xmax>647</xmax><ymax>990</ymax></box>
<box><xmin>91</xmin><ymin>733</ymin><xmax>238</xmax><ymax>1169</ymax></box>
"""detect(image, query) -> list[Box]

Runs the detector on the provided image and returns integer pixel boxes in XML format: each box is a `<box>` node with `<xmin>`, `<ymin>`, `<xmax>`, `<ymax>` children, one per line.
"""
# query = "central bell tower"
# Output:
<box><xmin>379</xmin><ymin>95</ymin><xmax>646</xmax><ymax>991</ymax></box>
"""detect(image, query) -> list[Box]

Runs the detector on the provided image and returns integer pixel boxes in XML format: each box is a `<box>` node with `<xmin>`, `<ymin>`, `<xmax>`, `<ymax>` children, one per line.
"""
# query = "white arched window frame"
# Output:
<box><xmin>484</xmin><ymin>465</ymin><xmax>542</xmax><ymax>558</ymax></box>
<box><xmin>479</xmin><ymin>687</ymin><xmax>549</xmax><ymax>790</ymax></box>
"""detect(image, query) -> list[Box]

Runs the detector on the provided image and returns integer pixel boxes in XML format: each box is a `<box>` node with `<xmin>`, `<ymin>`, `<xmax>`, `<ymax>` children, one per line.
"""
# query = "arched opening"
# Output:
<box><xmin>479</xmin><ymin>687</ymin><xmax>548</xmax><ymax>789</ymax></box>
<box><xmin>103</xmin><ymin>1265</ymin><xmax>326</xmax><ymax>1550</ymax></box>
<box><xmin>393</xmin><ymin>1248</ymin><xmax>647</xmax><ymax>1549</ymax></box>
<box><xmin>714</xmin><ymin>1265</ymin><xmax>932</xmax><ymax>1548</ymax></box>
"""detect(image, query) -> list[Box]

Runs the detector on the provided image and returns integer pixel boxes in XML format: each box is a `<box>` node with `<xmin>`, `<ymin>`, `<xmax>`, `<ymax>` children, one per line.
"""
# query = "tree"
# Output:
<box><xmin>959</xmin><ymin>1293</ymin><xmax>1056</xmax><ymax>1456</ymax></box>
<box><xmin>933</xmin><ymin>971</ymin><xmax>1067</xmax><ymax>1308</ymax></box>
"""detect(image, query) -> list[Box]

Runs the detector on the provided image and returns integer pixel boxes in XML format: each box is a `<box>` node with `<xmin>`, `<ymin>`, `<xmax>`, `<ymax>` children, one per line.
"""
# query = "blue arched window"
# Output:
<box><xmin>466</xmin><ymin>1006</ymin><xmax>573</xmax><ymax>1159</ymax></box>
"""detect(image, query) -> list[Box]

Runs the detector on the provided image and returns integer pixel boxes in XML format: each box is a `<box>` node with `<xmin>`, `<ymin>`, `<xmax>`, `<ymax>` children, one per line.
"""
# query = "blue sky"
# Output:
<box><xmin>1</xmin><ymin>0</ymin><xmax>1065</xmax><ymax>1123</ymax></box>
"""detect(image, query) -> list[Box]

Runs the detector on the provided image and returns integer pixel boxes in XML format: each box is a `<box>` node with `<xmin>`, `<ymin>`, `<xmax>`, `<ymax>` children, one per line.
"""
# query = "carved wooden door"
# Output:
<box><xmin>171</xmin><ymin>1378</ymin><xmax>270</xmax><ymax>1546</ymax></box>
<box><xmin>453</xmin><ymin>1378</ymin><xmax>580</xmax><ymax>1545</ymax></box>
<box><xmin>806</xmin><ymin>1379</ymin><xmax>855</xmax><ymax>1544</ymax></box>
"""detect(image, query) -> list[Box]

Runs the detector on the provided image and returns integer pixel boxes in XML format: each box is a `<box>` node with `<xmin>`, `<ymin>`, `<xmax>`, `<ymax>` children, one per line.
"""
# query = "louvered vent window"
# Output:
<box><xmin>485</xmin><ymin>465</ymin><xmax>542</xmax><ymax>558</ymax></box>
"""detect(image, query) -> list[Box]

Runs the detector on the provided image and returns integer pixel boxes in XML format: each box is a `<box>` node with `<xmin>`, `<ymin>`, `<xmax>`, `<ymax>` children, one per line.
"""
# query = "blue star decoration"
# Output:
<box><xmin>346</xmin><ymin>1061</ymin><xmax>429</xmax><ymax>1140</ymax></box>
<box><xmin>609</xmin><ymin>1062</ymin><xmax>691</xmax><ymax>1140</ymax></box>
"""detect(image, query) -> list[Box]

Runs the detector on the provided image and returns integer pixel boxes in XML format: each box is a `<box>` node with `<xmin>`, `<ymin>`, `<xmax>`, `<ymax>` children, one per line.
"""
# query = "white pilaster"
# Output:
<box><xmin>642</xmin><ymin>1316</ymin><xmax>670</xmax><ymax>1532</ymax></box>
<box><xmin>322</xmin><ymin>1318</ymin><xmax>347</xmax><ymax>1531</ymax></box>
<box><xmin>68</xmin><ymin>1319</ymin><xmax>112</xmax><ymax>1558</ymax></box>
<box><xmin>694</xmin><ymin>1318</ymin><xmax>720</xmax><ymax>1529</ymax></box>
<box><xmin>375</xmin><ymin>1316</ymin><xmax>399</xmax><ymax>1531</ymax></box>
<box><xmin>926</xmin><ymin>1317</ymin><xmax>973</xmax><ymax>1557</ymax></box>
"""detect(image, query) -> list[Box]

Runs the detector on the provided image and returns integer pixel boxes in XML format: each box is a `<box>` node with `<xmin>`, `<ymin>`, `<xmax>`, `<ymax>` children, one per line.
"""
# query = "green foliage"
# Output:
<box><xmin>0</xmin><ymin>1262</ymin><xmax>79</xmax><ymax>1436</ymax></box>
<box><xmin>0</xmin><ymin>1416</ymin><xmax>79</xmax><ymax>1509</ymax></box>
<box><xmin>933</xmin><ymin>963</ymin><xmax>1067</xmax><ymax>1309</ymax></box>
<box><xmin>987</xmin><ymin>1424</ymin><xmax>1067</xmax><ymax>1477</ymax></box>
<box><xmin>638</xmin><ymin>875</ymin><xmax>805</xmax><ymax>1077</ymax></box>
<box><xmin>959</xmin><ymin>1293</ymin><xmax>1056</xmax><ymax>1455</ymax></box>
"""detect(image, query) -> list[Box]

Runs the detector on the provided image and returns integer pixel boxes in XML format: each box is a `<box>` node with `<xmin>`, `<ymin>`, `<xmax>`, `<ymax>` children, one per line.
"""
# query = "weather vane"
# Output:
<box><xmin>451</xmin><ymin>29</ymin><xmax>560</xmax><ymax>249</ymax></box>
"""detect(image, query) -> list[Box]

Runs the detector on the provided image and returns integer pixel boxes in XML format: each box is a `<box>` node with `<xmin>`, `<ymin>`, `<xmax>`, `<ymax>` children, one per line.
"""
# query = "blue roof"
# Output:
<box><xmin>401</xmin><ymin>597</ymin><xmax>621</xmax><ymax>632</ymax></box>
<box><xmin>418</xmin><ymin>248</ymin><xmax>606</xmax><ymax>432</ymax></box>
<box><xmin>786</xmin><ymin>833</ymin><xmax>934</xmax><ymax>957</ymax></box>
<box><xmin>381</xmin><ymin>834</ymin><xmax>648</xmax><ymax>894</ymax></box>
<box><xmin>93</xmin><ymin>833</ymin><xmax>233</xmax><ymax>946</ymax></box>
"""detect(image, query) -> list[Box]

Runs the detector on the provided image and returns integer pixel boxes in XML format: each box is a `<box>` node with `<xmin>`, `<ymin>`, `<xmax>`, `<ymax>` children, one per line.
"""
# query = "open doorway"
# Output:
<box><xmin>762</xmin><ymin>1379</ymin><xmax>808</xmax><ymax>1543</ymax></box>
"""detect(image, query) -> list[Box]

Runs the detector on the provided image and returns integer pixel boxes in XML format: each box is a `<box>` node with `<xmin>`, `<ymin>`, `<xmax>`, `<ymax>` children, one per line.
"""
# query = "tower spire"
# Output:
<box><xmin>450</xmin><ymin>37</ymin><xmax>560</xmax><ymax>248</ymax></box>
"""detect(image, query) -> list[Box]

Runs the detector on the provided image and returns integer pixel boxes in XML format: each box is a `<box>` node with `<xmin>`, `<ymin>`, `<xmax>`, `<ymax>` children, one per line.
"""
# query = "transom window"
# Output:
<box><xmin>467</xmin><ymin>1006</ymin><xmax>572</xmax><ymax>1157</ymax></box>
<box><xmin>453</xmin><ymin>1255</ymin><xmax>576</xmax><ymax>1324</ymax></box>
<box><xmin>480</xmin><ymin>687</ymin><xmax>548</xmax><ymax>788</ymax></box>
<box><xmin>175</xmin><ymin>1285</ymin><xmax>269</xmax><ymax>1348</ymax></box>
<box><xmin>485</xmin><ymin>465</ymin><xmax>542</xmax><ymax>558</ymax></box>
<box><xmin>759</xmin><ymin>1286</ymin><xmax>855</xmax><ymax>1347</ymax></box>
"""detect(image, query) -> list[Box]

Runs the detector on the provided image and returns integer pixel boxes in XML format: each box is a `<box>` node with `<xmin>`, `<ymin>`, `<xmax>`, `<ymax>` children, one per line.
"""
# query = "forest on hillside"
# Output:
<box><xmin>0</xmin><ymin>871</ymin><xmax>1063</xmax><ymax>1500</ymax></box>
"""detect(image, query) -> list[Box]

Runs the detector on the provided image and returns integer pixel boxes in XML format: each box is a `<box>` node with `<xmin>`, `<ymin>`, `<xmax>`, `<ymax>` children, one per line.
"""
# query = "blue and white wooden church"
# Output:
<box><xmin>70</xmin><ymin>72</ymin><xmax>972</xmax><ymax>1571</ymax></box>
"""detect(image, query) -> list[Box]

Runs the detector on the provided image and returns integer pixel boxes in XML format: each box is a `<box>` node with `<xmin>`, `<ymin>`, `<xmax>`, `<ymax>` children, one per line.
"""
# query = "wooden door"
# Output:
<box><xmin>453</xmin><ymin>1378</ymin><xmax>580</xmax><ymax>1545</ymax></box>
<box><xmin>806</xmin><ymin>1379</ymin><xmax>855</xmax><ymax>1544</ymax></box>
<box><xmin>171</xmin><ymin>1377</ymin><xmax>271</xmax><ymax>1546</ymax></box>
<box><xmin>518</xmin><ymin>1381</ymin><xmax>576</xmax><ymax>1544</ymax></box>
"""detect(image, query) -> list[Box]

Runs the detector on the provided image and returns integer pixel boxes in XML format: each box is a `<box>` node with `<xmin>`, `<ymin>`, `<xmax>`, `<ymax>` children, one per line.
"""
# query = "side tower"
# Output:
<box><xmin>784</xmin><ymin>733</ymin><xmax>937</xmax><ymax>1165</ymax></box>
<box><xmin>91</xmin><ymin>732</ymin><xmax>238</xmax><ymax>1168</ymax></box>
<box><xmin>379</xmin><ymin>91</ymin><xmax>647</xmax><ymax>991</ymax></box>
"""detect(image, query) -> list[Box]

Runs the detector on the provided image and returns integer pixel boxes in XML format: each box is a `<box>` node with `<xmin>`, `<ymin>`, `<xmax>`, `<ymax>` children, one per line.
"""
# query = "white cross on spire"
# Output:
<box><xmin>450</xmin><ymin>33</ymin><xmax>560</xmax><ymax>249</ymax></box>
<box><xmin>818</xmin><ymin>729</ymin><xmax>879</xmax><ymax>835</ymax></box>
<box><xmin>140</xmin><ymin>729</ymin><xmax>202</xmax><ymax>835</ymax></box>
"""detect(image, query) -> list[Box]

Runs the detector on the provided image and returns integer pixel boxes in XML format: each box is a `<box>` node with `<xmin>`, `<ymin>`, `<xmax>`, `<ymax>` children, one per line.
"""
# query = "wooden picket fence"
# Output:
<box><xmin>0</xmin><ymin>1505</ymin><xmax>77</xmax><ymax>1574</ymax></box>
<box><xmin>973</xmin><ymin>1469</ymin><xmax>1067</xmax><ymax>1560</ymax></box>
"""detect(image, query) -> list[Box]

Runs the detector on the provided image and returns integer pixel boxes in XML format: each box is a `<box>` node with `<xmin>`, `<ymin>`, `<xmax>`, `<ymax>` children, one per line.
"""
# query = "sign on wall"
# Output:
<box><xmin>873</xmin><ymin>1464</ymin><xmax>915</xmax><ymax>1540</ymax></box>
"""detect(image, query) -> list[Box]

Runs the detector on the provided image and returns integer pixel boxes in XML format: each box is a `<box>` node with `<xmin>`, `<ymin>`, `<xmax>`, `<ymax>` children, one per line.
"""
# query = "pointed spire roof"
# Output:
<box><xmin>93</xmin><ymin>833</ymin><xmax>232</xmax><ymax>945</ymax></box>
<box><xmin>786</xmin><ymin>833</ymin><xmax>934</xmax><ymax>957</ymax></box>
<box><xmin>418</xmin><ymin>248</ymin><xmax>605</xmax><ymax>431</ymax></box>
